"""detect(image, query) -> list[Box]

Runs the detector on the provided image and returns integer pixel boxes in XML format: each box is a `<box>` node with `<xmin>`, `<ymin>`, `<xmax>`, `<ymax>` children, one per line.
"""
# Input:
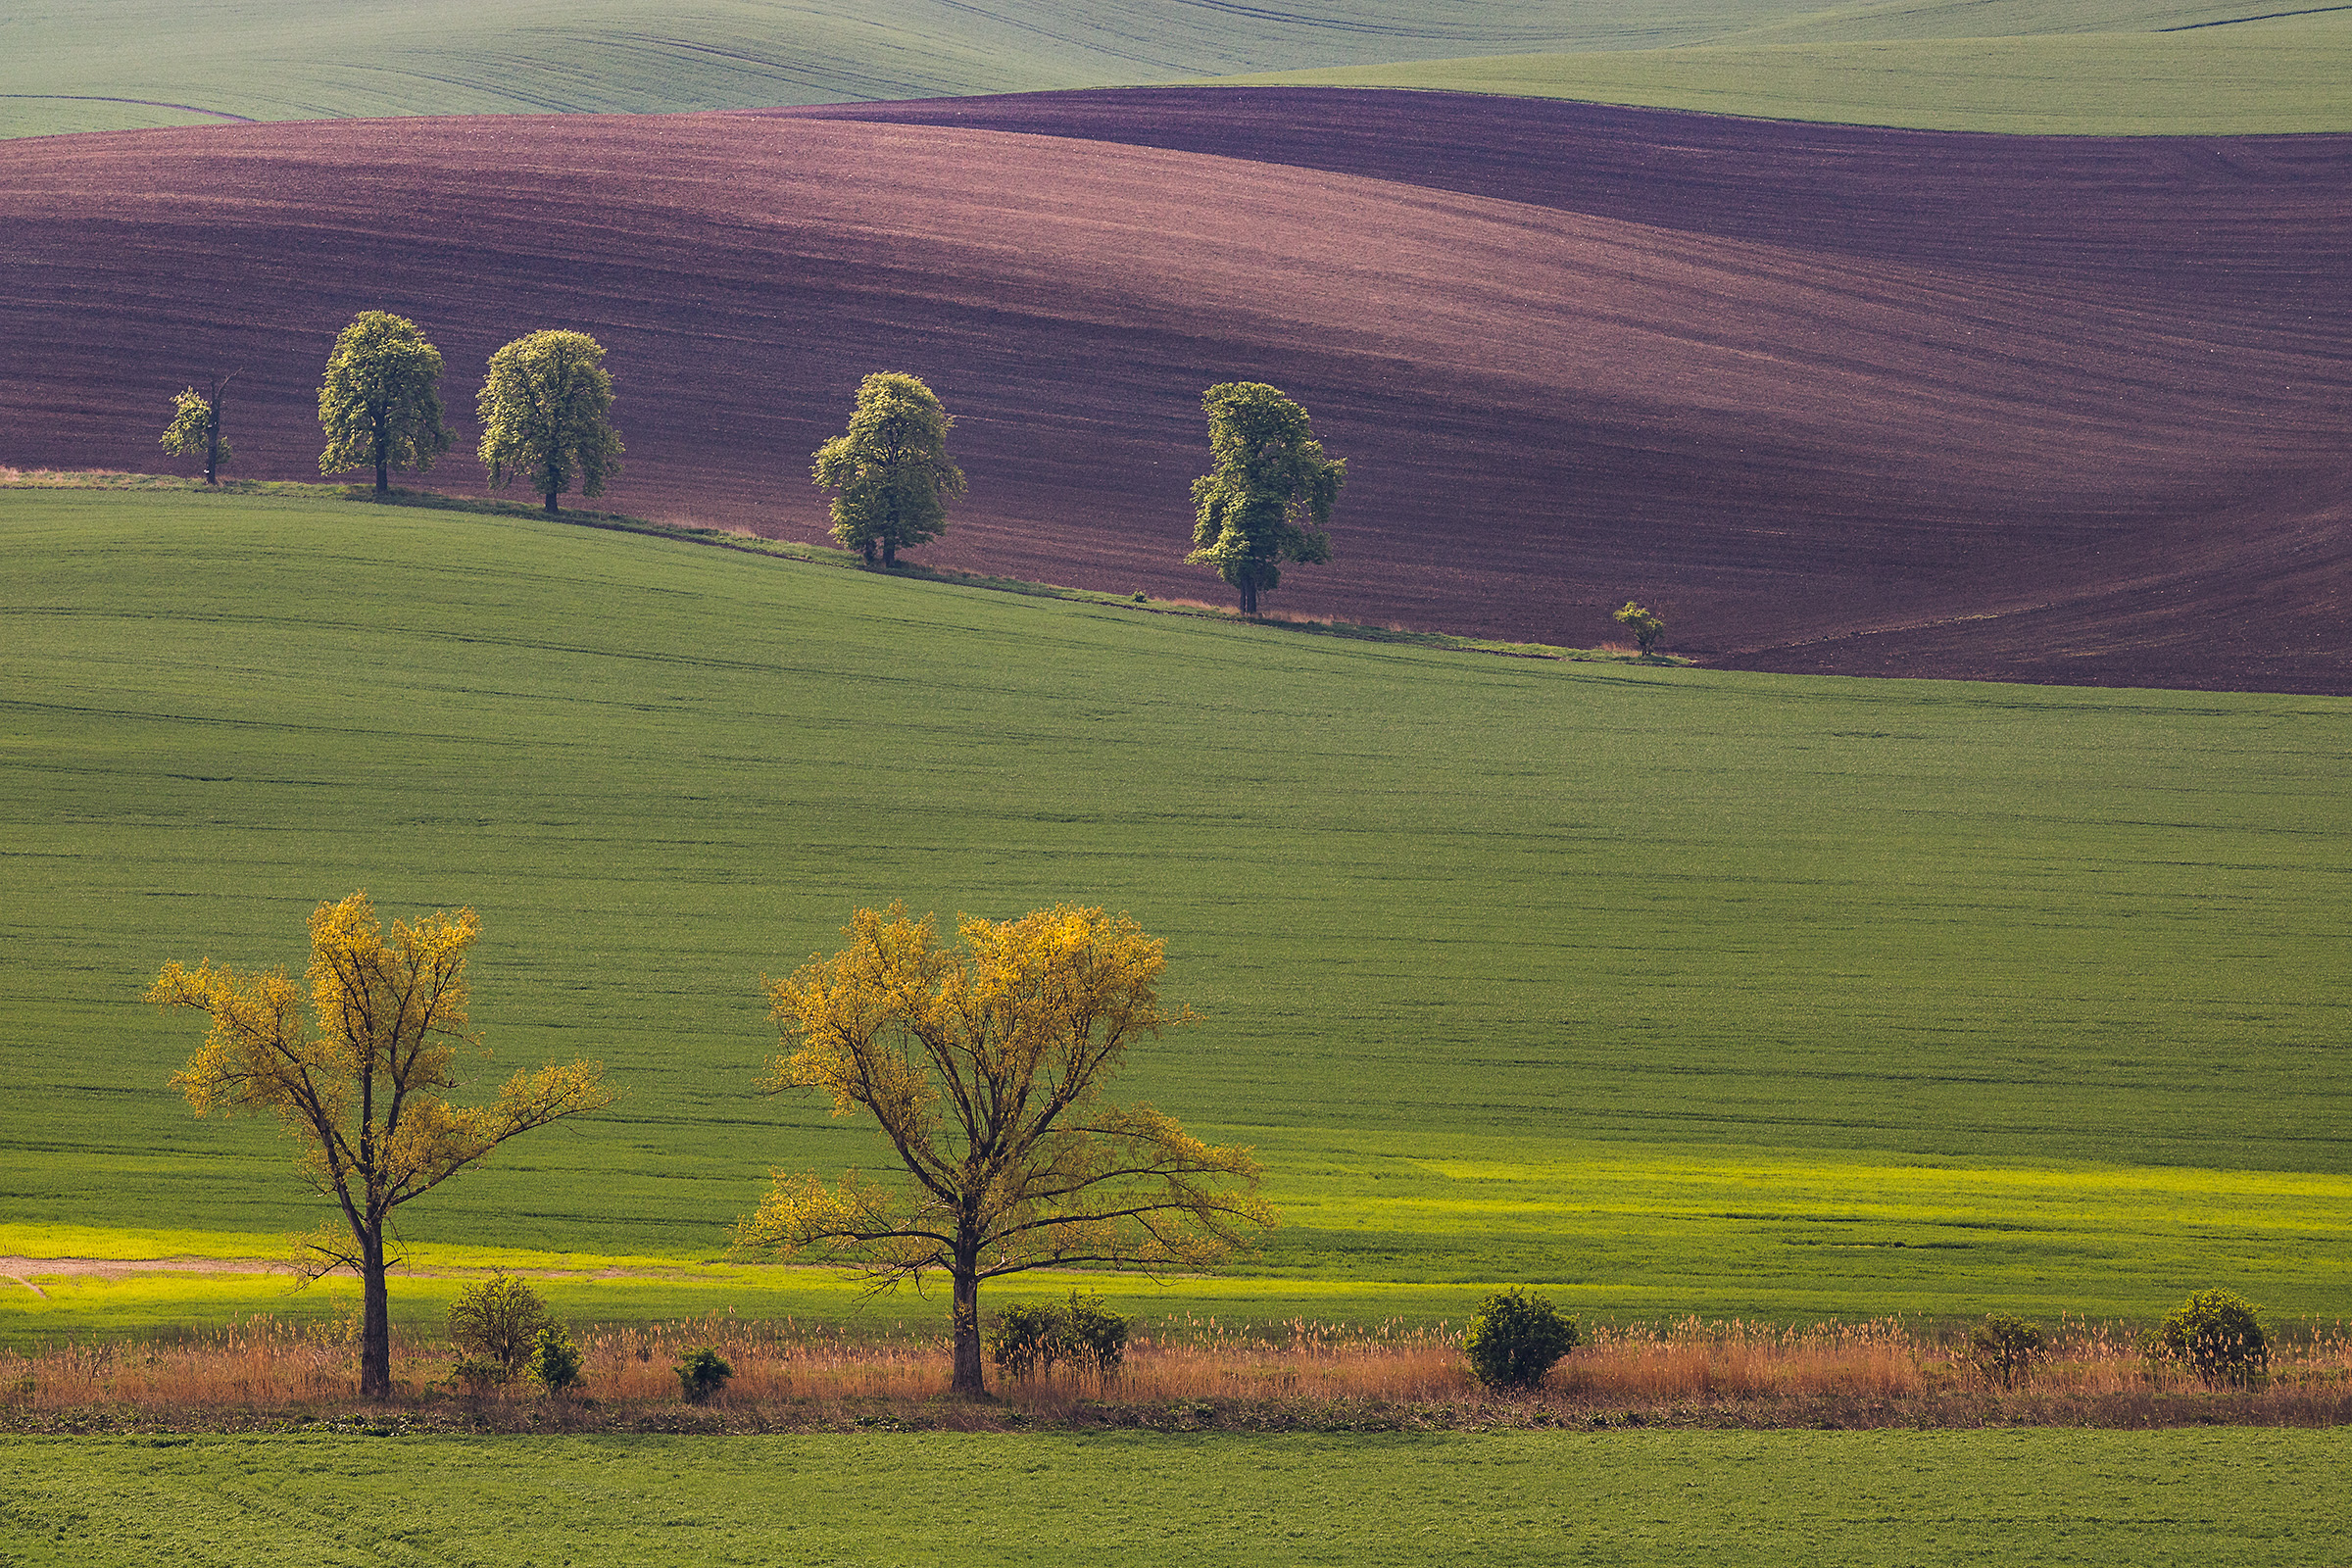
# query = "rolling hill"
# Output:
<box><xmin>5</xmin><ymin>489</ymin><xmax>2348</xmax><ymax>1321</ymax></box>
<box><xmin>1229</xmin><ymin>26</ymin><xmax>2352</xmax><ymax>135</ymax></box>
<box><xmin>4</xmin><ymin>0</ymin><xmax>2351</xmax><ymax>137</ymax></box>
<box><xmin>2</xmin><ymin>95</ymin><xmax>2346</xmax><ymax>690</ymax></box>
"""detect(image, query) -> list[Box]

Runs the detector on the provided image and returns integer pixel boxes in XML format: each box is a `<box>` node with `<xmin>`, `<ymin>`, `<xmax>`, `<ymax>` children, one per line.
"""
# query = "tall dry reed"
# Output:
<box><xmin>6</xmin><ymin>1313</ymin><xmax>2348</xmax><ymax>1431</ymax></box>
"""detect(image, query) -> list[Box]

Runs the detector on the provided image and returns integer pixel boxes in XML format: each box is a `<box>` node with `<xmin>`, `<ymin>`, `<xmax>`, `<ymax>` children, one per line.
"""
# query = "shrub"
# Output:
<box><xmin>447</xmin><ymin>1357</ymin><xmax>509</xmax><ymax>1396</ymax></box>
<box><xmin>1062</xmin><ymin>1292</ymin><xmax>1131</xmax><ymax>1377</ymax></box>
<box><xmin>1612</xmin><ymin>601</ymin><xmax>1665</xmax><ymax>654</ymax></box>
<box><xmin>2160</xmin><ymin>1290</ymin><xmax>2271</xmax><ymax>1387</ymax></box>
<box><xmin>527</xmin><ymin>1323</ymin><xmax>586</xmax><ymax>1396</ymax></box>
<box><xmin>675</xmin><ymin>1347</ymin><xmax>733</xmax><ymax>1403</ymax></box>
<box><xmin>446</xmin><ymin>1273</ymin><xmax>551</xmax><ymax>1384</ymax></box>
<box><xmin>1463</xmin><ymin>1288</ymin><xmax>1581</xmax><ymax>1390</ymax></box>
<box><xmin>988</xmin><ymin>1293</ymin><xmax>1133</xmax><ymax>1380</ymax></box>
<box><xmin>1964</xmin><ymin>1313</ymin><xmax>2047</xmax><ymax>1389</ymax></box>
<box><xmin>989</xmin><ymin>1301</ymin><xmax>1068</xmax><ymax>1380</ymax></box>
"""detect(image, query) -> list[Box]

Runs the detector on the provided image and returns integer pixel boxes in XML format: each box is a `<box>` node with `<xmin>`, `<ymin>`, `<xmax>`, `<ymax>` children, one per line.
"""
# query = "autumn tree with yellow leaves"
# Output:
<box><xmin>149</xmin><ymin>892</ymin><xmax>612</xmax><ymax>1398</ymax></box>
<box><xmin>736</xmin><ymin>904</ymin><xmax>1273</xmax><ymax>1395</ymax></box>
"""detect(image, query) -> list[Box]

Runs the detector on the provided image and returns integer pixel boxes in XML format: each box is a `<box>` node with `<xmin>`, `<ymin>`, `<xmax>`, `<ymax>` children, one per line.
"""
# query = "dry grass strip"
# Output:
<box><xmin>7</xmin><ymin>1315</ymin><xmax>2349</xmax><ymax>1434</ymax></box>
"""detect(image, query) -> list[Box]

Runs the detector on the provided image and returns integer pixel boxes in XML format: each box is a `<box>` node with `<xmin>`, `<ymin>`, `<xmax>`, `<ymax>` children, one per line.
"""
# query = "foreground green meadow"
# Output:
<box><xmin>2</xmin><ymin>490</ymin><xmax>2347</xmax><ymax>1340</ymax></box>
<box><xmin>4</xmin><ymin>1430</ymin><xmax>2347</xmax><ymax>1565</ymax></box>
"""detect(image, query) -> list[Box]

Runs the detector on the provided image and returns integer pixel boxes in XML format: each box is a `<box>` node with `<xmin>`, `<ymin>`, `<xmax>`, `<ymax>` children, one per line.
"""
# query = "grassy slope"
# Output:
<box><xmin>3</xmin><ymin>490</ymin><xmax>2348</xmax><ymax>1335</ymax></box>
<box><xmin>1221</xmin><ymin>22</ymin><xmax>2352</xmax><ymax>136</ymax></box>
<box><xmin>6</xmin><ymin>0</ymin><xmax>2351</xmax><ymax>137</ymax></box>
<box><xmin>6</xmin><ymin>1431</ymin><xmax>2349</xmax><ymax>1567</ymax></box>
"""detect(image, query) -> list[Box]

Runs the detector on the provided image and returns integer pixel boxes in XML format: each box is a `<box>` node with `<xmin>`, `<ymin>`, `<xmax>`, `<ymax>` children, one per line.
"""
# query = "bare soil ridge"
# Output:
<box><xmin>2</xmin><ymin>90</ymin><xmax>2344</xmax><ymax>691</ymax></box>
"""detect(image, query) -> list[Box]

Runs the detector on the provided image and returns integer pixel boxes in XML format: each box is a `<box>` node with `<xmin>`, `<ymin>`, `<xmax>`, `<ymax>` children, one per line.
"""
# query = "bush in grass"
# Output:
<box><xmin>989</xmin><ymin>1300</ymin><xmax>1068</xmax><ymax>1380</ymax></box>
<box><xmin>447</xmin><ymin>1356</ymin><xmax>508</xmax><ymax>1396</ymax></box>
<box><xmin>526</xmin><ymin>1323</ymin><xmax>586</xmax><ymax>1395</ymax></box>
<box><xmin>1463</xmin><ymin>1288</ymin><xmax>1581</xmax><ymax>1390</ymax></box>
<box><xmin>675</xmin><ymin>1347</ymin><xmax>733</xmax><ymax>1402</ymax></box>
<box><xmin>446</xmin><ymin>1273</ymin><xmax>552</xmax><ymax>1387</ymax></box>
<box><xmin>1062</xmin><ymin>1292</ymin><xmax>1132</xmax><ymax>1377</ymax></box>
<box><xmin>1612</xmin><ymin>601</ymin><xmax>1665</xmax><ymax>654</ymax></box>
<box><xmin>989</xmin><ymin>1293</ymin><xmax>1133</xmax><ymax>1380</ymax></box>
<box><xmin>2159</xmin><ymin>1290</ymin><xmax>2270</xmax><ymax>1387</ymax></box>
<box><xmin>1964</xmin><ymin>1312</ymin><xmax>2047</xmax><ymax>1389</ymax></box>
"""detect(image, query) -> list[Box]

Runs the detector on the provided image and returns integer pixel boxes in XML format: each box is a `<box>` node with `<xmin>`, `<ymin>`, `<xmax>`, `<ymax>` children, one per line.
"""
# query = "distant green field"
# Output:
<box><xmin>6</xmin><ymin>0</ymin><xmax>2351</xmax><ymax>138</ymax></box>
<box><xmin>1226</xmin><ymin>24</ymin><xmax>2352</xmax><ymax>135</ymax></box>
<box><xmin>6</xmin><ymin>1430</ymin><xmax>2349</xmax><ymax>1566</ymax></box>
<box><xmin>2</xmin><ymin>491</ymin><xmax>2348</xmax><ymax>1338</ymax></box>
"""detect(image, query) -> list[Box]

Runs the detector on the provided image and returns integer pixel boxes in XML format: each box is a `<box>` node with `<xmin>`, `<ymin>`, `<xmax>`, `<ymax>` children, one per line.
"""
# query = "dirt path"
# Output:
<box><xmin>0</xmin><ymin>93</ymin><xmax>256</xmax><ymax>122</ymax></box>
<box><xmin>0</xmin><ymin>1255</ymin><xmax>707</xmax><ymax>1287</ymax></box>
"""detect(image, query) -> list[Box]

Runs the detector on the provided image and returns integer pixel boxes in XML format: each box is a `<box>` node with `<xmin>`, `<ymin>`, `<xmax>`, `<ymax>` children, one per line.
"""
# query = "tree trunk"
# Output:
<box><xmin>203</xmin><ymin>399</ymin><xmax>220</xmax><ymax>487</ymax></box>
<box><xmin>882</xmin><ymin>540</ymin><xmax>898</xmax><ymax>567</ymax></box>
<box><xmin>375</xmin><ymin>456</ymin><xmax>389</xmax><ymax>496</ymax></box>
<box><xmin>861</xmin><ymin>539</ymin><xmax>876</xmax><ymax>564</ymax></box>
<box><xmin>359</xmin><ymin>1225</ymin><xmax>393</xmax><ymax>1398</ymax></box>
<box><xmin>544</xmin><ymin>489</ymin><xmax>560</xmax><ymax>514</ymax></box>
<box><xmin>1239</xmin><ymin>576</ymin><xmax>1257</xmax><ymax>615</ymax></box>
<box><xmin>950</xmin><ymin>1265</ymin><xmax>985</xmax><ymax>1396</ymax></box>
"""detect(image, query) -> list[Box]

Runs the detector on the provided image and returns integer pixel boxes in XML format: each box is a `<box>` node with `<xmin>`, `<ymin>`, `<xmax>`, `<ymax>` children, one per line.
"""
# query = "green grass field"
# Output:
<box><xmin>1225</xmin><ymin>24</ymin><xmax>2352</xmax><ymax>135</ymax></box>
<box><xmin>6</xmin><ymin>0</ymin><xmax>2352</xmax><ymax>138</ymax></box>
<box><xmin>3</xmin><ymin>490</ymin><xmax>2348</xmax><ymax>1340</ymax></box>
<box><xmin>5</xmin><ymin>1430</ymin><xmax>2348</xmax><ymax>1565</ymax></box>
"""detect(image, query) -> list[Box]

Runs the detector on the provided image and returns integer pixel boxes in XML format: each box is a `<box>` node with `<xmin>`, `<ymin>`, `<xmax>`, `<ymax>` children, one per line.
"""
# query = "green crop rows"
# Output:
<box><xmin>5</xmin><ymin>0</ymin><xmax>2350</xmax><ymax>139</ymax></box>
<box><xmin>5</xmin><ymin>1430</ymin><xmax>2350</xmax><ymax>1566</ymax></box>
<box><xmin>2</xmin><ymin>490</ymin><xmax>2347</xmax><ymax>1338</ymax></box>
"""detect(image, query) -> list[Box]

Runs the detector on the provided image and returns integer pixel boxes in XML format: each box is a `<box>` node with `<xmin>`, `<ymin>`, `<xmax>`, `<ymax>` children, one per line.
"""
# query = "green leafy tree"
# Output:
<box><xmin>811</xmin><ymin>372</ymin><xmax>966</xmax><ymax>566</ymax></box>
<box><xmin>1187</xmin><ymin>381</ymin><xmax>1344</xmax><ymax>614</ymax></box>
<box><xmin>1613</xmin><ymin>601</ymin><xmax>1666</xmax><ymax>655</ymax></box>
<box><xmin>477</xmin><ymin>330</ymin><xmax>622</xmax><ymax>514</ymax></box>
<box><xmin>318</xmin><ymin>312</ymin><xmax>452</xmax><ymax>496</ymax></box>
<box><xmin>160</xmin><ymin>376</ymin><xmax>233</xmax><ymax>485</ymax></box>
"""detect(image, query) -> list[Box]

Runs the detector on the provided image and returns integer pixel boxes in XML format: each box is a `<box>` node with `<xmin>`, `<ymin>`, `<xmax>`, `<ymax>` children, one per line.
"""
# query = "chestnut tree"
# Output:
<box><xmin>1187</xmin><ymin>381</ymin><xmax>1345</xmax><ymax>614</ymax></box>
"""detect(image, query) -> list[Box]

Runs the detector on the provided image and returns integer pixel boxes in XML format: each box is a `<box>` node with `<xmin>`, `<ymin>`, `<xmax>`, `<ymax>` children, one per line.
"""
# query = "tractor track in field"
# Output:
<box><xmin>0</xmin><ymin>1256</ymin><xmax>725</xmax><ymax>1285</ymax></box>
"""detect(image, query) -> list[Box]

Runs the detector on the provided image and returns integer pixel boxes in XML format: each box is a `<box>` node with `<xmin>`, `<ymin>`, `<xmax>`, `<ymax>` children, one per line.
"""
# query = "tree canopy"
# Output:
<box><xmin>160</xmin><ymin>380</ymin><xmax>230</xmax><ymax>485</ymax></box>
<box><xmin>477</xmin><ymin>329</ymin><xmax>622</xmax><ymax>514</ymax></box>
<box><xmin>149</xmin><ymin>891</ymin><xmax>612</xmax><ymax>1397</ymax></box>
<box><xmin>811</xmin><ymin>371</ymin><xmax>967</xmax><ymax>566</ymax></box>
<box><xmin>318</xmin><ymin>311</ymin><xmax>452</xmax><ymax>496</ymax></box>
<box><xmin>1187</xmin><ymin>381</ymin><xmax>1345</xmax><ymax>614</ymax></box>
<box><xmin>735</xmin><ymin>903</ymin><xmax>1272</xmax><ymax>1395</ymax></box>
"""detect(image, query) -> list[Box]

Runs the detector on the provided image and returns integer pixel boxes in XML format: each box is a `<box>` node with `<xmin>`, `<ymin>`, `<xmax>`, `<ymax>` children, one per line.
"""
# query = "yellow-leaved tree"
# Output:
<box><xmin>736</xmin><ymin>904</ymin><xmax>1274</xmax><ymax>1394</ymax></box>
<box><xmin>149</xmin><ymin>892</ymin><xmax>612</xmax><ymax>1397</ymax></box>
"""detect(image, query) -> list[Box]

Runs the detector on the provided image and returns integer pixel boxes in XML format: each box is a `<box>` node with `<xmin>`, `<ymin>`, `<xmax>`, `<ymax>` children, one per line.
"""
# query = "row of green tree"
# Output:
<box><xmin>164</xmin><ymin>318</ymin><xmax>620</xmax><ymax>516</ymax></box>
<box><xmin>150</xmin><ymin>893</ymin><xmax>1270</xmax><ymax>1398</ymax></box>
<box><xmin>162</xmin><ymin>312</ymin><xmax>1351</xmax><ymax>614</ymax></box>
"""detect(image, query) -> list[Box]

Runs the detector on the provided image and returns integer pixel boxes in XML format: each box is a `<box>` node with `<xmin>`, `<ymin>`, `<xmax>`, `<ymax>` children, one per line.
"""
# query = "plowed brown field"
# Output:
<box><xmin>5</xmin><ymin>90</ymin><xmax>2346</xmax><ymax>690</ymax></box>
